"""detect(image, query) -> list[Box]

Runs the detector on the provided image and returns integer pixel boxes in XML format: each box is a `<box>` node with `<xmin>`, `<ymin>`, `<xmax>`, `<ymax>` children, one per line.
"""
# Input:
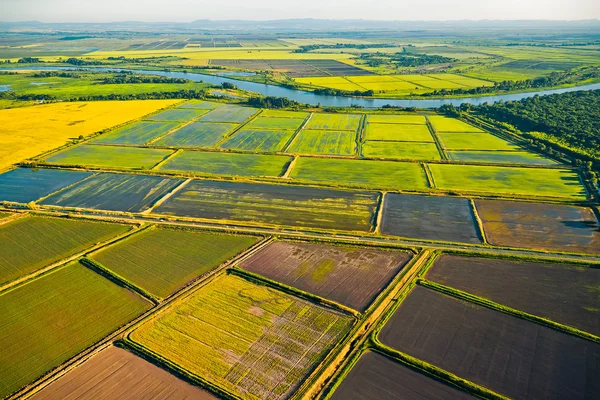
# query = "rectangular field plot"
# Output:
<box><xmin>260</xmin><ymin>110</ymin><xmax>309</xmax><ymax>118</ymax></box>
<box><xmin>239</xmin><ymin>241</ymin><xmax>411</xmax><ymax>311</ymax></box>
<box><xmin>91</xmin><ymin>228</ymin><xmax>259</xmax><ymax>299</ymax></box>
<box><xmin>427</xmin><ymin>255</ymin><xmax>600</xmax><ymax>335</ymax></box>
<box><xmin>146</xmin><ymin>108</ymin><xmax>208</xmax><ymax>122</ymax></box>
<box><xmin>295</xmin><ymin>77</ymin><xmax>366</xmax><ymax>92</ymax></box>
<box><xmin>154</xmin><ymin>122</ymin><xmax>238</xmax><ymax>148</ymax></box>
<box><xmin>365</xmin><ymin>123</ymin><xmax>433</xmax><ymax>142</ymax></box>
<box><xmin>381</xmin><ymin>193</ymin><xmax>481</xmax><ymax>243</ymax></box>
<box><xmin>41</xmin><ymin>173</ymin><xmax>183</xmax><ymax>213</ymax></box>
<box><xmin>30</xmin><ymin>346</ymin><xmax>219</xmax><ymax>400</ymax></box>
<box><xmin>160</xmin><ymin>151</ymin><xmax>291</xmax><ymax>177</ymax></box>
<box><xmin>475</xmin><ymin>200</ymin><xmax>600</xmax><ymax>253</ymax></box>
<box><xmin>178</xmin><ymin>100</ymin><xmax>221</xmax><ymax>110</ymax></box>
<box><xmin>437</xmin><ymin>132</ymin><xmax>518</xmax><ymax>151</ymax></box>
<box><xmin>45</xmin><ymin>145</ymin><xmax>174</xmax><ymax>170</ymax></box>
<box><xmin>287</xmin><ymin>130</ymin><xmax>356</xmax><ymax>156</ymax></box>
<box><xmin>0</xmin><ymin>216</ymin><xmax>129</xmax><ymax>285</ymax></box>
<box><xmin>367</xmin><ymin>115</ymin><xmax>426</xmax><ymax>124</ymax></box>
<box><xmin>129</xmin><ymin>275</ymin><xmax>353</xmax><ymax>400</ymax></box>
<box><xmin>330</xmin><ymin>351</ymin><xmax>473</xmax><ymax>400</ymax></box>
<box><xmin>428</xmin><ymin>116</ymin><xmax>484</xmax><ymax>132</ymax></box>
<box><xmin>154</xmin><ymin>180</ymin><xmax>379</xmax><ymax>232</ymax></box>
<box><xmin>363</xmin><ymin>142</ymin><xmax>441</xmax><ymax>160</ymax></box>
<box><xmin>428</xmin><ymin>164</ymin><xmax>587</xmax><ymax>200</ymax></box>
<box><xmin>245</xmin><ymin>116</ymin><xmax>306</xmax><ymax>130</ymax></box>
<box><xmin>0</xmin><ymin>168</ymin><xmax>91</xmax><ymax>203</ymax></box>
<box><xmin>447</xmin><ymin>150</ymin><xmax>556</xmax><ymax>165</ymax></box>
<box><xmin>304</xmin><ymin>113</ymin><xmax>361</xmax><ymax>131</ymax></box>
<box><xmin>199</xmin><ymin>105</ymin><xmax>258</xmax><ymax>123</ymax></box>
<box><xmin>91</xmin><ymin>121</ymin><xmax>180</xmax><ymax>145</ymax></box>
<box><xmin>220</xmin><ymin>128</ymin><xmax>295</xmax><ymax>152</ymax></box>
<box><xmin>378</xmin><ymin>286</ymin><xmax>600</xmax><ymax>400</ymax></box>
<box><xmin>291</xmin><ymin>157</ymin><xmax>429</xmax><ymax>191</ymax></box>
<box><xmin>0</xmin><ymin>262</ymin><xmax>151</xmax><ymax>398</ymax></box>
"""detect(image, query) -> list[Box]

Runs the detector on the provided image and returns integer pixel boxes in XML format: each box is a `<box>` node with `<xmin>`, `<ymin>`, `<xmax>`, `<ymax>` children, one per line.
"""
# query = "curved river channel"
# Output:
<box><xmin>4</xmin><ymin>66</ymin><xmax>600</xmax><ymax>108</ymax></box>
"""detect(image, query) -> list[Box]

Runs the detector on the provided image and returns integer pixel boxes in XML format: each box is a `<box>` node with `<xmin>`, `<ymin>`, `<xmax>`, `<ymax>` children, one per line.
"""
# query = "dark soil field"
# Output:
<box><xmin>330</xmin><ymin>351</ymin><xmax>474</xmax><ymax>400</ymax></box>
<box><xmin>209</xmin><ymin>59</ymin><xmax>371</xmax><ymax>77</ymax></box>
<box><xmin>379</xmin><ymin>286</ymin><xmax>600</xmax><ymax>399</ymax></box>
<box><xmin>40</xmin><ymin>173</ymin><xmax>183</xmax><ymax>213</ymax></box>
<box><xmin>153</xmin><ymin>180</ymin><xmax>379</xmax><ymax>232</ymax></box>
<box><xmin>31</xmin><ymin>346</ymin><xmax>218</xmax><ymax>400</ymax></box>
<box><xmin>475</xmin><ymin>200</ymin><xmax>600</xmax><ymax>253</ymax></box>
<box><xmin>426</xmin><ymin>255</ymin><xmax>600</xmax><ymax>335</ymax></box>
<box><xmin>302</xmin><ymin>60</ymin><xmax>372</xmax><ymax>76</ymax></box>
<box><xmin>238</xmin><ymin>241</ymin><xmax>411</xmax><ymax>311</ymax></box>
<box><xmin>0</xmin><ymin>168</ymin><xmax>91</xmax><ymax>203</ymax></box>
<box><xmin>380</xmin><ymin>193</ymin><xmax>481</xmax><ymax>244</ymax></box>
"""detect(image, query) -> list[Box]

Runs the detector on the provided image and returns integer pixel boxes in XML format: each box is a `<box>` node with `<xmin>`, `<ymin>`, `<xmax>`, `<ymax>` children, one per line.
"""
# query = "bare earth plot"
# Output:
<box><xmin>427</xmin><ymin>255</ymin><xmax>600</xmax><ymax>335</ymax></box>
<box><xmin>475</xmin><ymin>200</ymin><xmax>600</xmax><ymax>253</ymax></box>
<box><xmin>238</xmin><ymin>241</ymin><xmax>411</xmax><ymax>311</ymax></box>
<box><xmin>0</xmin><ymin>168</ymin><xmax>91</xmax><ymax>204</ymax></box>
<box><xmin>330</xmin><ymin>351</ymin><xmax>474</xmax><ymax>400</ymax></box>
<box><xmin>378</xmin><ymin>286</ymin><xmax>600</xmax><ymax>400</ymax></box>
<box><xmin>380</xmin><ymin>193</ymin><xmax>481</xmax><ymax>244</ymax></box>
<box><xmin>31</xmin><ymin>346</ymin><xmax>219</xmax><ymax>400</ymax></box>
<box><xmin>153</xmin><ymin>180</ymin><xmax>379</xmax><ymax>232</ymax></box>
<box><xmin>130</xmin><ymin>275</ymin><xmax>353</xmax><ymax>400</ymax></box>
<box><xmin>40</xmin><ymin>173</ymin><xmax>183</xmax><ymax>213</ymax></box>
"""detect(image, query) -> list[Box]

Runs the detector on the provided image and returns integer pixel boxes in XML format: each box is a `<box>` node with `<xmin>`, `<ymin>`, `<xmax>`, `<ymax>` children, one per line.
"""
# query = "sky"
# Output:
<box><xmin>1</xmin><ymin>0</ymin><xmax>599</xmax><ymax>22</ymax></box>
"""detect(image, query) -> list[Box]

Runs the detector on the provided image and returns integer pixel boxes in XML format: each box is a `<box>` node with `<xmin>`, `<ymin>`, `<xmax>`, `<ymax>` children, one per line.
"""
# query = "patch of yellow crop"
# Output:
<box><xmin>0</xmin><ymin>100</ymin><xmax>178</xmax><ymax>171</ymax></box>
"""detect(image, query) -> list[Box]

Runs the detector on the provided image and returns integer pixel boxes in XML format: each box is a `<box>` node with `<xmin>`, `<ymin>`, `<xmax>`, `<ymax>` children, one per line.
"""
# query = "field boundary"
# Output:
<box><xmin>213</xmin><ymin>108</ymin><xmax>264</xmax><ymax>147</ymax></box>
<box><xmin>373</xmin><ymin>191</ymin><xmax>386</xmax><ymax>234</ymax></box>
<box><xmin>469</xmin><ymin>199</ymin><xmax>488</xmax><ymax>244</ymax></box>
<box><xmin>142</xmin><ymin>177</ymin><xmax>192</xmax><ymax>214</ymax></box>
<box><xmin>282</xmin><ymin>112</ymin><xmax>313</xmax><ymax>152</ymax></box>
<box><xmin>424</xmin><ymin>115</ymin><xmax>448</xmax><ymax>160</ymax></box>
<box><xmin>149</xmin><ymin>148</ymin><xmax>180</xmax><ymax>170</ymax></box>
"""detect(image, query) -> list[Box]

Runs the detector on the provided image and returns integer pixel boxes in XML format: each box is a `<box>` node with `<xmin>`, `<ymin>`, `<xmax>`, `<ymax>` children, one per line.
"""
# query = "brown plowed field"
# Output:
<box><xmin>427</xmin><ymin>255</ymin><xmax>600</xmax><ymax>335</ymax></box>
<box><xmin>475</xmin><ymin>200</ymin><xmax>600</xmax><ymax>253</ymax></box>
<box><xmin>330</xmin><ymin>351</ymin><xmax>474</xmax><ymax>400</ymax></box>
<box><xmin>238</xmin><ymin>241</ymin><xmax>411</xmax><ymax>311</ymax></box>
<box><xmin>379</xmin><ymin>286</ymin><xmax>600</xmax><ymax>399</ymax></box>
<box><xmin>31</xmin><ymin>346</ymin><xmax>218</xmax><ymax>400</ymax></box>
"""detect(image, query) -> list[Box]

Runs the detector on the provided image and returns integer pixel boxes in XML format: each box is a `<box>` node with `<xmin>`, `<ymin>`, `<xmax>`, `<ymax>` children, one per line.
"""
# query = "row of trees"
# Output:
<box><xmin>359</xmin><ymin>52</ymin><xmax>455</xmax><ymax>68</ymax></box>
<box><xmin>293</xmin><ymin>43</ymin><xmax>397</xmax><ymax>53</ymax></box>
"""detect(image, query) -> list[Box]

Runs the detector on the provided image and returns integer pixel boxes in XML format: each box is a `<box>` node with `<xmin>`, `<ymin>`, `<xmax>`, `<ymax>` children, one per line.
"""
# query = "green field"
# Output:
<box><xmin>129</xmin><ymin>274</ymin><xmax>352</xmax><ymax>400</ymax></box>
<box><xmin>429</xmin><ymin>164</ymin><xmax>587</xmax><ymax>200</ymax></box>
<box><xmin>245</xmin><ymin>116</ymin><xmax>306</xmax><ymax>130</ymax></box>
<box><xmin>46</xmin><ymin>145</ymin><xmax>174</xmax><ymax>169</ymax></box>
<box><xmin>91</xmin><ymin>228</ymin><xmax>258</xmax><ymax>298</ymax></box>
<box><xmin>291</xmin><ymin>157</ymin><xmax>429</xmax><ymax>190</ymax></box>
<box><xmin>304</xmin><ymin>113</ymin><xmax>361</xmax><ymax>131</ymax></box>
<box><xmin>365</xmin><ymin>123</ymin><xmax>434</xmax><ymax>142</ymax></box>
<box><xmin>446</xmin><ymin>150</ymin><xmax>556</xmax><ymax>165</ymax></box>
<box><xmin>0</xmin><ymin>216</ymin><xmax>129</xmax><ymax>285</ymax></box>
<box><xmin>199</xmin><ymin>105</ymin><xmax>258</xmax><ymax>123</ymax></box>
<box><xmin>260</xmin><ymin>110</ymin><xmax>309</xmax><ymax>118</ymax></box>
<box><xmin>154</xmin><ymin>122</ymin><xmax>238</xmax><ymax>148</ymax></box>
<box><xmin>368</xmin><ymin>115</ymin><xmax>426</xmax><ymax>124</ymax></box>
<box><xmin>287</xmin><ymin>130</ymin><xmax>356</xmax><ymax>155</ymax></box>
<box><xmin>428</xmin><ymin>116</ymin><xmax>484</xmax><ymax>132</ymax></box>
<box><xmin>178</xmin><ymin>100</ymin><xmax>221</xmax><ymax>110</ymax></box>
<box><xmin>159</xmin><ymin>150</ymin><xmax>292</xmax><ymax>177</ymax></box>
<box><xmin>92</xmin><ymin>121</ymin><xmax>180</xmax><ymax>145</ymax></box>
<box><xmin>438</xmin><ymin>132</ymin><xmax>519</xmax><ymax>151</ymax></box>
<box><xmin>363</xmin><ymin>141</ymin><xmax>441</xmax><ymax>160</ymax></box>
<box><xmin>147</xmin><ymin>108</ymin><xmax>208</xmax><ymax>122</ymax></box>
<box><xmin>0</xmin><ymin>262</ymin><xmax>151</xmax><ymax>398</ymax></box>
<box><xmin>220</xmin><ymin>128</ymin><xmax>296</xmax><ymax>152</ymax></box>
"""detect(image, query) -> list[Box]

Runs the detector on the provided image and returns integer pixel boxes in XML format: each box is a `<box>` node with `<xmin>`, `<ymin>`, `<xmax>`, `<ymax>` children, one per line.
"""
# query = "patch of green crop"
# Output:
<box><xmin>46</xmin><ymin>145</ymin><xmax>174</xmax><ymax>169</ymax></box>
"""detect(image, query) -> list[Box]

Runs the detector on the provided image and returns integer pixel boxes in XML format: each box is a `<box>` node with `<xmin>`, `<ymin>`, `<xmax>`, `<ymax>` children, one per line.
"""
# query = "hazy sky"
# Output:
<box><xmin>2</xmin><ymin>0</ymin><xmax>599</xmax><ymax>22</ymax></box>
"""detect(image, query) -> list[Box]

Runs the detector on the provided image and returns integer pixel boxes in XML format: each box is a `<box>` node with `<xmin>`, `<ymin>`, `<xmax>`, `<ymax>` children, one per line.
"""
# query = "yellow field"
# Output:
<box><xmin>0</xmin><ymin>100</ymin><xmax>178</xmax><ymax>171</ymax></box>
<box><xmin>295</xmin><ymin>76</ymin><xmax>366</xmax><ymax>91</ymax></box>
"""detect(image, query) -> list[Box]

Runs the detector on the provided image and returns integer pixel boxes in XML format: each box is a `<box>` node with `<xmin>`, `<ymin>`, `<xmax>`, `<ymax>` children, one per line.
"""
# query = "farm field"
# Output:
<box><xmin>154</xmin><ymin>122</ymin><xmax>239</xmax><ymax>147</ymax></box>
<box><xmin>129</xmin><ymin>275</ymin><xmax>353</xmax><ymax>400</ymax></box>
<box><xmin>427</xmin><ymin>255</ymin><xmax>600</xmax><ymax>335</ymax></box>
<box><xmin>0</xmin><ymin>216</ymin><xmax>129</xmax><ymax>285</ymax></box>
<box><xmin>330</xmin><ymin>351</ymin><xmax>474</xmax><ymax>400</ymax></box>
<box><xmin>367</xmin><ymin>115</ymin><xmax>426</xmax><ymax>124</ymax></box>
<box><xmin>91</xmin><ymin>228</ymin><xmax>258</xmax><ymax>298</ymax></box>
<box><xmin>364</xmin><ymin>123</ymin><xmax>434</xmax><ymax>142</ymax></box>
<box><xmin>245</xmin><ymin>116</ymin><xmax>306</xmax><ymax>130</ymax></box>
<box><xmin>179</xmin><ymin>99</ymin><xmax>221</xmax><ymax>110</ymax></box>
<box><xmin>91</xmin><ymin>121</ymin><xmax>180</xmax><ymax>145</ymax></box>
<box><xmin>378</xmin><ymin>286</ymin><xmax>600</xmax><ymax>400</ymax></box>
<box><xmin>0</xmin><ymin>262</ymin><xmax>151</xmax><ymax>398</ymax></box>
<box><xmin>287</xmin><ymin>130</ymin><xmax>356</xmax><ymax>155</ymax></box>
<box><xmin>40</xmin><ymin>173</ymin><xmax>183</xmax><ymax>213</ymax></box>
<box><xmin>0</xmin><ymin>168</ymin><xmax>91</xmax><ymax>203</ymax></box>
<box><xmin>260</xmin><ymin>109</ymin><xmax>309</xmax><ymax>118</ymax></box>
<box><xmin>30</xmin><ymin>346</ymin><xmax>219</xmax><ymax>400</ymax></box>
<box><xmin>428</xmin><ymin>164</ymin><xmax>587</xmax><ymax>200</ymax></box>
<box><xmin>238</xmin><ymin>241</ymin><xmax>411</xmax><ymax>311</ymax></box>
<box><xmin>199</xmin><ymin>104</ymin><xmax>258</xmax><ymax>123</ymax></box>
<box><xmin>160</xmin><ymin>151</ymin><xmax>292</xmax><ymax>177</ymax></box>
<box><xmin>362</xmin><ymin>141</ymin><xmax>441</xmax><ymax>160</ymax></box>
<box><xmin>0</xmin><ymin>100</ymin><xmax>177</xmax><ymax>171</ymax></box>
<box><xmin>475</xmin><ymin>200</ymin><xmax>600</xmax><ymax>253</ymax></box>
<box><xmin>380</xmin><ymin>193</ymin><xmax>481</xmax><ymax>243</ymax></box>
<box><xmin>428</xmin><ymin>116</ymin><xmax>484</xmax><ymax>133</ymax></box>
<box><xmin>147</xmin><ymin>108</ymin><xmax>208</xmax><ymax>122</ymax></box>
<box><xmin>437</xmin><ymin>132</ymin><xmax>519</xmax><ymax>151</ymax></box>
<box><xmin>304</xmin><ymin>113</ymin><xmax>361</xmax><ymax>131</ymax></box>
<box><xmin>45</xmin><ymin>145</ymin><xmax>174</xmax><ymax>170</ymax></box>
<box><xmin>290</xmin><ymin>157</ymin><xmax>429</xmax><ymax>191</ymax></box>
<box><xmin>153</xmin><ymin>180</ymin><xmax>379</xmax><ymax>231</ymax></box>
<box><xmin>446</xmin><ymin>150</ymin><xmax>555</xmax><ymax>165</ymax></box>
<box><xmin>220</xmin><ymin>128</ymin><xmax>296</xmax><ymax>152</ymax></box>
